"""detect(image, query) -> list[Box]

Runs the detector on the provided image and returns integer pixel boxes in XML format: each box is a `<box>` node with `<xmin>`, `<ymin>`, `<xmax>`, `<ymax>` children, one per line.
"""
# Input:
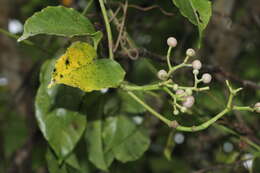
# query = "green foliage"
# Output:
<box><xmin>172</xmin><ymin>0</ymin><xmax>212</xmax><ymax>44</ymax></box>
<box><xmin>86</xmin><ymin>115</ymin><xmax>150</xmax><ymax>171</ymax></box>
<box><xmin>18</xmin><ymin>6</ymin><xmax>96</xmax><ymax>42</ymax></box>
<box><xmin>35</xmin><ymin>59</ymin><xmax>87</xmax><ymax>159</ymax></box>
<box><xmin>46</xmin><ymin>149</ymin><xmax>81</xmax><ymax>173</ymax></box>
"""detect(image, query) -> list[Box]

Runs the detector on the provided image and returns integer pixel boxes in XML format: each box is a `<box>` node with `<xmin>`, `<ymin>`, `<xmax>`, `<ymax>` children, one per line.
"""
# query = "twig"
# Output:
<box><xmin>82</xmin><ymin>0</ymin><xmax>94</xmax><ymax>16</ymax></box>
<box><xmin>113</xmin><ymin>1</ymin><xmax>128</xmax><ymax>52</ymax></box>
<box><xmin>99</xmin><ymin>0</ymin><xmax>114</xmax><ymax>59</ymax></box>
<box><xmin>110</xmin><ymin>2</ymin><xmax>174</xmax><ymax>16</ymax></box>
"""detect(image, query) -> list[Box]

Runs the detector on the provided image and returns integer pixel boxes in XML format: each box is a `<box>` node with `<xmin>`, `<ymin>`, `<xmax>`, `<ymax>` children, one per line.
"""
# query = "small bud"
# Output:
<box><xmin>254</xmin><ymin>102</ymin><xmax>260</xmax><ymax>113</ymax></box>
<box><xmin>186</xmin><ymin>48</ymin><xmax>196</xmax><ymax>57</ymax></box>
<box><xmin>182</xmin><ymin>96</ymin><xmax>195</xmax><ymax>108</ymax></box>
<box><xmin>167</xmin><ymin>37</ymin><xmax>177</xmax><ymax>47</ymax></box>
<box><xmin>173</xmin><ymin>84</ymin><xmax>178</xmax><ymax>90</ymax></box>
<box><xmin>193</xmin><ymin>69</ymin><xmax>199</xmax><ymax>75</ymax></box>
<box><xmin>180</xmin><ymin>107</ymin><xmax>187</xmax><ymax>113</ymax></box>
<box><xmin>173</xmin><ymin>109</ymin><xmax>179</xmax><ymax>115</ymax></box>
<box><xmin>192</xmin><ymin>60</ymin><xmax>202</xmax><ymax>70</ymax></box>
<box><xmin>202</xmin><ymin>73</ymin><xmax>212</xmax><ymax>84</ymax></box>
<box><xmin>185</xmin><ymin>88</ymin><xmax>193</xmax><ymax>95</ymax></box>
<box><xmin>157</xmin><ymin>69</ymin><xmax>168</xmax><ymax>80</ymax></box>
<box><xmin>176</xmin><ymin>89</ymin><xmax>184</xmax><ymax>95</ymax></box>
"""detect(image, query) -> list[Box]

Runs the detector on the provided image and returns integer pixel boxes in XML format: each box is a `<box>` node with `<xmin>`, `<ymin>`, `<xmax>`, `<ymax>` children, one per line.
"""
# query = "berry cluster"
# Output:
<box><xmin>157</xmin><ymin>37</ymin><xmax>213</xmax><ymax>115</ymax></box>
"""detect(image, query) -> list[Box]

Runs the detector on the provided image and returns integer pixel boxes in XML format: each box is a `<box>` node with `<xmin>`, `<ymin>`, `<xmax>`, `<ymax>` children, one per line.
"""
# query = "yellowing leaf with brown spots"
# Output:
<box><xmin>49</xmin><ymin>42</ymin><xmax>125</xmax><ymax>92</ymax></box>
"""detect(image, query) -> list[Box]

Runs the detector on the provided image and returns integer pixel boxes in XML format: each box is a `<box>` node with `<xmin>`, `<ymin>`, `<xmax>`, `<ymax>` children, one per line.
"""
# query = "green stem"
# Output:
<box><xmin>121</xmin><ymin>83</ymin><xmax>161</xmax><ymax>91</ymax></box>
<box><xmin>82</xmin><ymin>0</ymin><xmax>94</xmax><ymax>15</ymax></box>
<box><xmin>99</xmin><ymin>0</ymin><xmax>114</xmax><ymax>60</ymax></box>
<box><xmin>166</xmin><ymin>46</ymin><xmax>173</xmax><ymax>69</ymax></box>
<box><xmin>127</xmin><ymin>91</ymin><xmax>172</xmax><ymax>125</ymax></box>
<box><xmin>121</xmin><ymin>80</ymin><xmax>172</xmax><ymax>91</ymax></box>
<box><xmin>233</xmin><ymin>106</ymin><xmax>254</xmax><ymax>112</ymax></box>
<box><xmin>166</xmin><ymin>84</ymin><xmax>210</xmax><ymax>92</ymax></box>
<box><xmin>0</xmin><ymin>28</ymin><xmax>52</xmax><ymax>55</ymax></box>
<box><xmin>167</xmin><ymin>63</ymin><xmax>192</xmax><ymax>76</ymax></box>
<box><xmin>125</xmin><ymin>88</ymin><xmax>238</xmax><ymax>132</ymax></box>
<box><xmin>213</xmin><ymin>124</ymin><xmax>260</xmax><ymax>151</ymax></box>
<box><xmin>0</xmin><ymin>28</ymin><xmax>33</xmax><ymax>46</ymax></box>
<box><xmin>163</xmin><ymin>87</ymin><xmax>176</xmax><ymax>99</ymax></box>
<box><xmin>176</xmin><ymin>109</ymin><xmax>229</xmax><ymax>132</ymax></box>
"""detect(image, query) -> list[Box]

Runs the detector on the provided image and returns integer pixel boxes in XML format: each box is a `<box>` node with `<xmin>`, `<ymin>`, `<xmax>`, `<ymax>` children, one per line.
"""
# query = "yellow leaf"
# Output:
<box><xmin>48</xmin><ymin>41</ymin><xmax>125</xmax><ymax>92</ymax></box>
<box><xmin>48</xmin><ymin>41</ymin><xmax>96</xmax><ymax>88</ymax></box>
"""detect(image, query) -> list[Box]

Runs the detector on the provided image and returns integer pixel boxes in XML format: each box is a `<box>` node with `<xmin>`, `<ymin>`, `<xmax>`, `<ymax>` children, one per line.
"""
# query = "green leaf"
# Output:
<box><xmin>46</xmin><ymin>149</ymin><xmax>81</xmax><ymax>173</ymax></box>
<box><xmin>49</xmin><ymin>42</ymin><xmax>126</xmax><ymax>92</ymax></box>
<box><xmin>18</xmin><ymin>6</ymin><xmax>95</xmax><ymax>42</ymax></box>
<box><xmin>35</xmin><ymin>59</ymin><xmax>87</xmax><ymax>159</ymax></box>
<box><xmin>163</xmin><ymin>130</ymin><xmax>175</xmax><ymax>161</ymax></box>
<box><xmin>92</xmin><ymin>31</ymin><xmax>103</xmax><ymax>50</ymax></box>
<box><xmin>46</xmin><ymin>149</ymin><xmax>68</xmax><ymax>173</ymax></box>
<box><xmin>103</xmin><ymin>115</ymin><xmax>150</xmax><ymax>163</ymax></box>
<box><xmin>85</xmin><ymin>120</ymin><xmax>114</xmax><ymax>171</ymax></box>
<box><xmin>172</xmin><ymin>0</ymin><xmax>212</xmax><ymax>43</ymax></box>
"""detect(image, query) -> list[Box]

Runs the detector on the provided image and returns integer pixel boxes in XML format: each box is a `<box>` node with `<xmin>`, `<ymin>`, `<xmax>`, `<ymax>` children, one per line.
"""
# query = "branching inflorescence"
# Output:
<box><xmin>121</xmin><ymin>37</ymin><xmax>260</xmax><ymax>132</ymax></box>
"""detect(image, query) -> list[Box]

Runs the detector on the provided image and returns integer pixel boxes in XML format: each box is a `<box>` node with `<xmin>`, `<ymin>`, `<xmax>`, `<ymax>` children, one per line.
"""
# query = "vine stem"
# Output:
<box><xmin>82</xmin><ymin>0</ymin><xmax>94</xmax><ymax>15</ymax></box>
<box><xmin>166</xmin><ymin>46</ymin><xmax>173</xmax><ymax>69</ymax></box>
<box><xmin>127</xmin><ymin>91</ymin><xmax>172</xmax><ymax>125</ymax></box>
<box><xmin>0</xmin><ymin>28</ymin><xmax>52</xmax><ymax>55</ymax></box>
<box><xmin>126</xmin><ymin>89</ymin><xmax>247</xmax><ymax>132</ymax></box>
<box><xmin>99</xmin><ymin>0</ymin><xmax>114</xmax><ymax>60</ymax></box>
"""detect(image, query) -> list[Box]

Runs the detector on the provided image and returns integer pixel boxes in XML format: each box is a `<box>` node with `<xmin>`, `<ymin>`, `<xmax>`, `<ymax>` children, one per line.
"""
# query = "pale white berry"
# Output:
<box><xmin>193</xmin><ymin>69</ymin><xmax>199</xmax><ymax>75</ymax></box>
<box><xmin>182</xmin><ymin>96</ymin><xmax>195</xmax><ymax>108</ymax></box>
<box><xmin>157</xmin><ymin>69</ymin><xmax>168</xmax><ymax>80</ymax></box>
<box><xmin>180</xmin><ymin>107</ymin><xmax>187</xmax><ymax>113</ymax></box>
<box><xmin>254</xmin><ymin>102</ymin><xmax>260</xmax><ymax>113</ymax></box>
<box><xmin>176</xmin><ymin>89</ymin><xmax>184</xmax><ymax>95</ymax></box>
<box><xmin>192</xmin><ymin>60</ymin><xmax>202</xmax><ymax>70</ymax></box>
<box><xmin>185</xmin><ymin>88</ymin><xmax>193</xmax><ymax>95</ymax></box>
<box><xmin>167</xmin><ymin>37</ymin><xmax>177</xmax><ymax>47</ymax></box>
<box><xmin>173</xmin><ymin>109</ymin><xmax>179</xmax><ymax>115</ymax></box>
<box><xmin>173</xmin><ymin>84</ymin><xmax>178</xmax><ymax>90</ymax></box>
<box><xmin>186</xmin><ymin>48</ymin><xmax>196</xmax><ymax>57</ymax></box>
<box><xmin>202</xmin><ymin>73</ymin><xmax>212</xmax><ymax>84</ymax></box>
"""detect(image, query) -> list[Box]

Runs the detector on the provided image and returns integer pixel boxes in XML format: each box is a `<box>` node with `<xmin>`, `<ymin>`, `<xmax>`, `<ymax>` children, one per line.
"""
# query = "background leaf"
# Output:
<box><xmin>35</xmin><ymin>59</ymin><xmax>87</xmax><ymax>159</ymax></box>
<box><xmin>172</xmin><ymin>0</ymin><xmax>211</xmax><ymax>43</ymax></box>
<box><xmin>18</xmin><ymin>6</ymin><xmax>95</xmax><ymax>42</ymax></box>
<box><xmin>103</xmin><ymin>115</ymin><xmax>150</xmax><ymax>163</ymax></box>
<box><xmin>85</xmin><ymin>120</ymin><xmax>114</xmax><ymax>171</ymax></box>
<box><xmin>46</xmin><ymin>149</ymin><xmax>81</xmax><ymax>173</ymax></box>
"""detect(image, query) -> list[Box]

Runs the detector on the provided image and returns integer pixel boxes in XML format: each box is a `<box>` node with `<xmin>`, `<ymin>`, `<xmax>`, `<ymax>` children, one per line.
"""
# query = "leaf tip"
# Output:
<box><xmin>17</xmin><ymin>36</ymin><xmax>25</xmax><ymax>42</ymax></box>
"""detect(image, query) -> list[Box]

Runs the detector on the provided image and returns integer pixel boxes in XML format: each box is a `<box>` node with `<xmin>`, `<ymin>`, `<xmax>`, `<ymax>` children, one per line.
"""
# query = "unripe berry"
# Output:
<box><xmin>180</xmin><ymin>107</ymin><xmax>187</xmax><ymax>113</ymax></box>
<box><xmin>186</xmin><ymin>48</ymin><xmax>196</xmax><ymax>57</ymax></box>
<box><xmin>176</xmin><ymin>89</ymin><xmax>184</xmax><ymax>95</ymax></box>
<box><xmin>157</xmin><ymin>69</ymin><xmax>168</xmax><ymax>80</ymax></box>
<box><xmin>254</xmin><ymin>102</ymin><xmax>260</xmax><ymax>113</ymax></box>
<box><xmin>192</xmin><ymin>60</ymin><xmax>202</xmax><ymax>70</ymax></box>
<box><xmin>173</xmin><ymin>109</ymin><xmax>179</xmax><ymax>115</ymax></box>
<box><xmin>173</xmin><ymin>84</ymin><xmax>178</xmax><ymax>90</ymax></box>
<box><xmin>182</xmin><ymin>96</ymin><xmax>195</xmax><ymax>108</ymax></box>
<box><xmin>185</xmin><ymin>88</ymin><xmax>193</xmax><ymax>96</ymax></box>
<box><xmin>167</xmin><ymin>37</ymin><xmax>177</xmax><ymax>47</ymax></box>
<box><xmin>193</xmin><ymin>69</ymin><xmax>199</xmax><ymax>75</ymax></box>
<box><xmin>202</xmin><ymin>73</ymin><xmax>212</xmax><ymax>84</ymax></box>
